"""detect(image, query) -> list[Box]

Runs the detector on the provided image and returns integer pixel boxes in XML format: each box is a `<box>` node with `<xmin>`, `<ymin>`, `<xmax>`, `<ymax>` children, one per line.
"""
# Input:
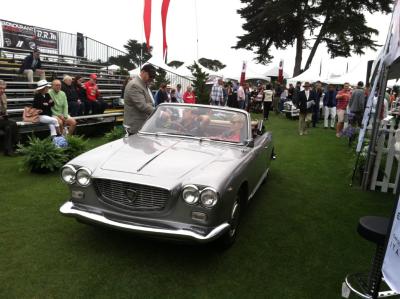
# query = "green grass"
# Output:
<box><xmin>0</xmin><ymin>115</ymin><xmax>396</xmax><ymax>299</ymax></box>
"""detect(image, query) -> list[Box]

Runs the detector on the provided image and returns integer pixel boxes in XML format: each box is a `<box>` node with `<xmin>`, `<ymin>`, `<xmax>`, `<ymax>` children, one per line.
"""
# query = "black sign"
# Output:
<box><xmin>1</xmin><ymin>20</ymin><xmax>58</xmax><ymax>50</ymax></box>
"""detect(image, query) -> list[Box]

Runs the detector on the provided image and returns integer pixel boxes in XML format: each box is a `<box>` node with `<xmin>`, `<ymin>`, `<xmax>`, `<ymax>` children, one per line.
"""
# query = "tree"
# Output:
<box><xmin>234</xmin><ymin>0</ymin><xmax>392</xmax><ymax>76</ymax></box>
<box><xmin>153</xmin><ymin>67</ymin><xmax>170</xmax><ymax>90</ymax></box>
<box><xmin>187</xmin><ymin>61</ymin><xmax>209</xmax><ymax>104</ymax></box>
<box><xmin>108</xmin><ymin>39</ymin><xmax>152</xmax><ymax>70</ymax></box>
<box><xmin>198</xmin><ymin>58</ymin><xmax>226</xmax><ymax>71</ymax></box>
<box><xmin>167</xmin><ymin>60</ymin><xmax>184</xmax><ymax>68</ymax></box>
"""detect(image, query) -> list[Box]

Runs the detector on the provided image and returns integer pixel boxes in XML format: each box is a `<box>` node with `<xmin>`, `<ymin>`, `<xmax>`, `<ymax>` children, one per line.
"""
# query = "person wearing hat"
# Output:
<box><xmin>124</xmin><ymin>64</ymin><xmax>157</xmax><ymax>134</ymax></box>
<box><xmin>33</xmin><ymin>79</ymin><xmax>61</xmax><ymax>137</ymax></box>
<box><xmin>83</xmin><ymin>74</ymin><xmax>108</xmax><ymax>115</ymax></box>
<box><xmin>18</xmin><ymin>49</ymin><xmax>46</xmax><ymax>83</ymax></box>
<box><xmin>0</xmin><ymin>80</ymin><xmax>18</xmax><ymax>156</ymax></box>
<box><xmin>297</xmin><ymin>81</ymin><xmax>317</xmax><ymax>135</ymax></box>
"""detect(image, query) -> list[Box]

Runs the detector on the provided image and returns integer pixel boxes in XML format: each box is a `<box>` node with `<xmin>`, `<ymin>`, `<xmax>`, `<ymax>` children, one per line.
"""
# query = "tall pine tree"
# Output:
<box><xmin>187</xmin><ymin>62</ymin><xmax>209</xmax><ymax>104</ymax></box>
<box><xmin>234</xmin><ymin>0</ymin><xmax>392</xmax><ymax>76</ymax></box>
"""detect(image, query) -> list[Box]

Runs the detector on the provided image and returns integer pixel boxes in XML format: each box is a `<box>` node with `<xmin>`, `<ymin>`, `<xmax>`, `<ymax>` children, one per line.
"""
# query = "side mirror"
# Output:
<box><xmin>123</xmin><ymin>125</ymin><xmax>130</xmax><ymax>138</ymax></box>
<box><xmin>246</xmin><ymin>139</ymin><xmax>255</xmax><ymax>148</ymax></box>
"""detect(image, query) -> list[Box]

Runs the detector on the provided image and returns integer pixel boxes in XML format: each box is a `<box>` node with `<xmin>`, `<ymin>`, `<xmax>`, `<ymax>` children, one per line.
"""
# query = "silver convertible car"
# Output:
<box><xmin>60</xmin><ymin>103</ymin><xmax>274</xmax><ymax>247</ymax></box>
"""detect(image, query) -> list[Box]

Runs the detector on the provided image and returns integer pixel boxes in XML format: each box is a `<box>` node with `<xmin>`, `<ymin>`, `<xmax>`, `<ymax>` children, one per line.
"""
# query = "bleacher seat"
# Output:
<box><xmin>0</xmin><ymin>47</ymin><xmax>126</xmax><ymax>138</ymax></box>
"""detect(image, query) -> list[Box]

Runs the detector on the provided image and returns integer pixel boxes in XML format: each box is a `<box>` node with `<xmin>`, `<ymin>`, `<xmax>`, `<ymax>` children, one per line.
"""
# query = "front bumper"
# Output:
<box><xmin>60</xmin><ymin>201</ymin><xmax>230</xmax><ymax>243</ymax></box>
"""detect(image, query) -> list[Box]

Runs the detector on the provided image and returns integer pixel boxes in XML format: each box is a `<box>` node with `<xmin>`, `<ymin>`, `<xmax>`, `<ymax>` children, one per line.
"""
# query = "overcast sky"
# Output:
<box><xmin>0</xmin><ymin>0</ymin><xmax>393</xmax><ymax>78</ymax></box>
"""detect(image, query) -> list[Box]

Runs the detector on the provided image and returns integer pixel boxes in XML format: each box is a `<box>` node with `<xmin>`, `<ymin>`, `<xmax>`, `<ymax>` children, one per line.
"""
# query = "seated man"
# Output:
<box><xmin>19</xmin><ymin>49</ymin><xmax>46</xmax><ymax>83</ymax></box>
<box><xmin>49</xmin><ymin>80</ymin><xmax>76</xmax><ymax>135</ymax></box>
<box><xmin>0</xmin><ymin>80</ymin><xmax>18</xmax><ymax>156</ymax></box>
<box><xmin>220</xmin><ymin>114</ymin><xmax>245</xmax><ymax>143</ymax></box>
<box><xmin>84</xmin><ymin>74</ymin><xmax>108</xmax><ymax>115</ymax></box>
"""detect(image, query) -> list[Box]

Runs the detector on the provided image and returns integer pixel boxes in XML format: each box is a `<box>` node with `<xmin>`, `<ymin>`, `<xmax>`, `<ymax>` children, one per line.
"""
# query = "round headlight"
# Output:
<box><xmin>61</xmin><ymin>165</ymin><xmax>76</xmax><ymax>184</ymax></box>
<box><xmin>200</xmin><ymin>188</ymin><xmax>218</xmax><ymax>208</ymax></box>
<box><xmin>76</xmin><ymin>168</ymin><xmax>92</xmax><ymax>187</ymax></box>
<box><xmin>182</xmin><ymin>185</ymin><xmax>199</xmax><ymax>204</ymax></box>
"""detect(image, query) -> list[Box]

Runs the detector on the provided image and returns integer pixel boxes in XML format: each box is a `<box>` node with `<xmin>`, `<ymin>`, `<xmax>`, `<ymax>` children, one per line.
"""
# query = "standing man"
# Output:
<box><xmin>312</xmin><ymin>81</ymin><xmax>324</xmax><ymax>127</ymax></box>
<box><xmin>323</xmin><ymin>84</ymin><xmax>337</xmax><ymax>129</ymax></box>
<box><xmin>292</xmin><ymin>81</ymin><xmax>302</xmax><ymax>107</ymax></box>
<box><xmin>0</xmin><ymin>80</ymin><xmax>18</xmax><ymax>156</ymax></box>
<box><xmin>274</xmin><ymin>82</ymin><xmax>283</xmax><ymax>114</ymax></box>
<box><xmin>49</xmin><ymin>80</ymin><xmax>76</xmax><ymax>135</ymax></box>
<box><xmin>19</xmin><ymin>49</ymin><xmax>46</xmax><ymax>83</ymax></box>
<box><xmin>123</xmin><ymin>64</ymin><xmax>157</xmax><ymax>134</ymax></box>
<box><xmin>349</xmin><ymin>81</ymin><xmax>365</xmax><ymax>128</ymax></box>
<box><xmin>297</xmin><ymin>82</ymin><xmax>317</xmax><ymax>135</ymax></box>
<box><xmin>336</xmin><ymin>82</ymin><xmax>352</xmax><ymax>137</ymax></box>
<box><xmin>237</xmin><ymin>84</ymin><xmax>246</xmax><ymax>110</ymax></box>
<box><xmin>210</xmin><ymin>78</ymin><xmax>224</xmax><ymax>106</ymax></box>
<box><xmin>176</xmin><ymin>84</ymin><xmax>183</xmax><ymax>103</ymax></box>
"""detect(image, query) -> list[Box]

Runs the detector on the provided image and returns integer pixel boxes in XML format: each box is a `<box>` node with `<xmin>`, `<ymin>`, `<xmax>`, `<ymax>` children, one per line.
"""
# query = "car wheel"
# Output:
<box><xmin>218</xmin><ymin>195</ymin><xmax>241</xmax><ymax>249</ymax></box>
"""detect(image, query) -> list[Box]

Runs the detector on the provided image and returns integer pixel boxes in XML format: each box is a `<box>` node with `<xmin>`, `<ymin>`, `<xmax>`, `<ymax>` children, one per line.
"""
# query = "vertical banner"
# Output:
<box><xmin>143</xmin><ymin>0</ymin><xmax>152</xmax><ymax>51</ymax></box>
<box><xmin>278</xmin><ymin>60</ymin><xmax>284</xmax><ymax>84</ymax></box>
<box><xmin>240</xmin><ymin>61</ymin><xmax>247</xmax><ymax>86</ymax></box>
<box><xmin>382</xmin><ymin>199</ymin><xmax>400</xmax><ymax>293</ymax></box>
<box><xmin>161</xmin><ymin>0</ymin><xmax>171</xmax><ymax>62</ymax></box>
<box><xmin>76</xmin><ymin>32</ymin><xmax>85</xmax><ymax>57</ymax></box>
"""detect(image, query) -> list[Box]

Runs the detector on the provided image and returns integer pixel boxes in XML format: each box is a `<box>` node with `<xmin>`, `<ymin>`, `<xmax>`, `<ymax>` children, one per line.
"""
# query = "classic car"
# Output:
<box><xmin>59</xmin><ymin>103</ymin><xmax>274</xmax><ymax>247</ymax></box>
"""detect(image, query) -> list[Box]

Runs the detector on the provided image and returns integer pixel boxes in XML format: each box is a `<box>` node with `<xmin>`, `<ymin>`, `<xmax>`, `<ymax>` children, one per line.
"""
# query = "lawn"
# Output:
<box><xmin>0</xmin><ymin>114</ymin><xmax>396</xmax><ymax>299</ymax></box>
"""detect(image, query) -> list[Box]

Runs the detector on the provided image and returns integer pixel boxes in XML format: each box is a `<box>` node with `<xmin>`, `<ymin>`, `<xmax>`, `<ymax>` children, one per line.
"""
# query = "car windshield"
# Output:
<box><xmin>140</xmin><ymin>104</ymin><xmax>248</xmax><ymax>144</ymax></box>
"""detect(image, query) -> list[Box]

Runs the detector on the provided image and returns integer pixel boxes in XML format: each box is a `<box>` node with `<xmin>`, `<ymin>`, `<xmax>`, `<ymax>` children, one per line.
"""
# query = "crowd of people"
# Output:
<box><xmin>0</xmin><ymin>49</ymin><xmax>117</xmax><ymax>156</ymax></box>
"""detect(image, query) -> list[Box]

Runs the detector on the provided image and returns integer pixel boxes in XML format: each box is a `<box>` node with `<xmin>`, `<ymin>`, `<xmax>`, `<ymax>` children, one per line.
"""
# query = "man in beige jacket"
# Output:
<box><xmin>124</xmin><ymin>64</ymin><xmax>157</xmax><ymax>134</ymax></box>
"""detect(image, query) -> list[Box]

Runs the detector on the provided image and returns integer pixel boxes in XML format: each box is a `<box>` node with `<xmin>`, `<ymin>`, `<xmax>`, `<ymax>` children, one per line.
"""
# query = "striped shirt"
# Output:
<box><xmin>210</xmin><ymin>84</ymin><xmax>223</xmax><ymax>102</ymax></box>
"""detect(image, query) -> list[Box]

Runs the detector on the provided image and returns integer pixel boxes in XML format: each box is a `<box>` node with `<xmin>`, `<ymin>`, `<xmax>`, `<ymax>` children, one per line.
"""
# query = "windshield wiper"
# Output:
<box><xmin>156</xmin><ymin>132</ymin><xmax>196</xmax><ymax>138</ymax></box>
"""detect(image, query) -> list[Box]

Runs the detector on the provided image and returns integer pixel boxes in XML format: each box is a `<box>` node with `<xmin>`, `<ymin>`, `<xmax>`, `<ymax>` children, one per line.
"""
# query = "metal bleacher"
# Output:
<box><xmin>0</xmin><ymin>47</ymin><xmax>125</xmax><ymax>137</ymax></box>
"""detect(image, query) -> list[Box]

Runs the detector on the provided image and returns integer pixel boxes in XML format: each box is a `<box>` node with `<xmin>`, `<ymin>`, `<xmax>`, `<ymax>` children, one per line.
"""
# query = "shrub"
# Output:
<box><xmin>63</xmin><ymin>135</ymin><xmax>89</xmax><ymax>161</ymax></box>
<box><xmin>17</xmin><ymin>136</ymin><xmax>67</xmax><ymax>173</ymax></box>
<box><xmin>104</xmin><ymin>126</ymin><xmax>125</xmax><ymax>142</ymax></box>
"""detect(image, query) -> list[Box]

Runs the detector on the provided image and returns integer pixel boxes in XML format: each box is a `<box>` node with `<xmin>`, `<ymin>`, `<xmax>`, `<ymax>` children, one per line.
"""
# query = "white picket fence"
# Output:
<box><xmin>370</xmin><ymin>116</ymin><xmax>400</xmax><ymax>193</ymax></box>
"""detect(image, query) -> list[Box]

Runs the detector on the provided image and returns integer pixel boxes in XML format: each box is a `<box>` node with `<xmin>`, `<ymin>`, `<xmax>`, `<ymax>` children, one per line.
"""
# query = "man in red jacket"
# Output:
<box><xmin>84</xmin><ymin>74</ymin><xmax>108</xmax><ymax>115</ymax></box>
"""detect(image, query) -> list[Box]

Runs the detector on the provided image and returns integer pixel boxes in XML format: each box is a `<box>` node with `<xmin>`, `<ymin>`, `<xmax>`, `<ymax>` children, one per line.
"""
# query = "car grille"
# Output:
<box><xmin>94</xmin><ymin>179</ymin><xmax>170</xmax><ymax>211</ymax></box>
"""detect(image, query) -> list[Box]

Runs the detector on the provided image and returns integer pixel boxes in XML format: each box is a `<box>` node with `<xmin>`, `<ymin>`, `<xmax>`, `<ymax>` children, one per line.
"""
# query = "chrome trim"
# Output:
<box><xmin>61</xmin><ymin>165</ymin><xmax>77</xmax><ymax>184</ymax></box>
<box><xmin>60</xmin><ymin>201</ymin><xmax>230</xmax><ymax>242</ymax></box>
<box><xmin>248</xmin><ymin>168</ymin><xmax>269</xmax><ymax>201</ymax></box>
<box><xmin>76</xmin><ymin>167</ymin><xmax>92</xmax><ymax>187</ymax></box>
<box><xmin>182</xmin><ymin>184</ymin><xmax>200</xmax><ymax>204</ymax></box>
<box><xmin>200</xmin><ymin>187</ymin><xmax>219</xmax><ymax>208</ymax></box>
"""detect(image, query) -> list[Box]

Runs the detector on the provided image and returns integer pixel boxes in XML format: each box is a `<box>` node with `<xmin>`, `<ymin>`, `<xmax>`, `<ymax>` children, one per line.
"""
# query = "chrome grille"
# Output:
<box><xmin>94</xmin><ymin>179</ymin><xmax>169</xmax><ymax>211</ymax></box>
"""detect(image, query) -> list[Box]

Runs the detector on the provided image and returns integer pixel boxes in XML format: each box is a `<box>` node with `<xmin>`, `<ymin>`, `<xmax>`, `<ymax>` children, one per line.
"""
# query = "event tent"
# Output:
<box><xmin>264</xmin><ymin>65</ymin><xmax>290</xmax><ymax>78</ymax></box>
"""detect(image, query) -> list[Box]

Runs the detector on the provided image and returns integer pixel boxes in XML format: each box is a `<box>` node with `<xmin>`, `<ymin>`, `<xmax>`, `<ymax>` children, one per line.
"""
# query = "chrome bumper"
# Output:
<box><xmin>59</xmin><ymin>201</ymin><xmax>230</xmax><ymax>243</ymax></box>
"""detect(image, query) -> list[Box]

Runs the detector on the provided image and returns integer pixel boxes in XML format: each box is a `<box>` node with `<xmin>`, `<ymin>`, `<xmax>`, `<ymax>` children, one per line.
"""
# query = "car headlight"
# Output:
<box><xmin>76</xmin><ymin>167</ymin><xmax>92</xmax><ymax>187</ymax></box>
<box><xmin>182</xmin><ymin>185</ymin><xmax>199</xmax><ymax>204</ymax></box>
<box><xmin>61</xmin><ymin>165</ymin><xmax>76</xmax><ymax>184</ymax></box>
<box><xmin>200</xmin><ymin>187</ymin><xmax>218</xmax><ymax>208</ymax></box>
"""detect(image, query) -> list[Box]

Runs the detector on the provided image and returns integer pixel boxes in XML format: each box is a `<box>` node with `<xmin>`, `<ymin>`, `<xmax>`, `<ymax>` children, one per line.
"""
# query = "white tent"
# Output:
<box><xmin>325</xmin><ymin>60</ymin><xmax>368</xmax><ymax>86</ymax></box>
<box><xmin>264</xmin><ymin>66</ymin><xmax>290</xmax><ymax>78</ymax></box>
<box><xmin>286</xmin><ymin>65</ymin><xmax>326</xmax><ymax>85</ymax></box>
<box><xmin>101</xmin><ymin>64</ymin><xmax>120</xmax><ymax>71</ymax></box>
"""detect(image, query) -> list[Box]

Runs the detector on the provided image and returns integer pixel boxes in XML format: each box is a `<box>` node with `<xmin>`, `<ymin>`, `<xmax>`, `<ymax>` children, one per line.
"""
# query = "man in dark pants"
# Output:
<box><xmin>0</xmin><ymin>80</ymin><xmax>18</xmax><ymax>156</ymax></box>
<box><xmin>19</xmin><ymin>49</ymin><xmax>46</xmax><ymax>83</ymax></box>
<box><xmin>312</xmin><ymin>81</ymin><xmax>323</xmax><ymax>127</ymax></box>
<box><xmin>297</xmin><ymin>82</ymin><xmax>317</xmax><ymax>135</ymax></box>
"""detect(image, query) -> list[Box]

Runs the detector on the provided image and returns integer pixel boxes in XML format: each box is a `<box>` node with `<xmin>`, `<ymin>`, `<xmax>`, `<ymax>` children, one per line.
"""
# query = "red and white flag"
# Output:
<box><xmin>161</xmin><ymin>0</ymin><xmax>171</xmax><ymax>62</ymax></box>
<box><xmin>240</xmin><ymin>61</ymin><xmax>247</xmax><ymax>86</ymax></box>
<box><xmin>278</xmin><ymin>59</ymin><xmax>284</xmax><ymax>83</ymax></box>
<box><xmin>143</xmin><ymin>0</ymin><xmax>152</xmax><ymax>51</ymax></box>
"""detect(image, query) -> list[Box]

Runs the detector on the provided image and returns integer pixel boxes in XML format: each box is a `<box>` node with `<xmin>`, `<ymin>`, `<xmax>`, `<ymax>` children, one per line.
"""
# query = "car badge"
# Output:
<box><xmin>125</xmin><ymin>189</ymin><xmax>138</xmax><ymax>203</ymax></box>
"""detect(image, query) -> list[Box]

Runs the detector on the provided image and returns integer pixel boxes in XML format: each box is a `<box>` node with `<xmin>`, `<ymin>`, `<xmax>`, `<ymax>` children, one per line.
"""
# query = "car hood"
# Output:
<box><xmin>98</xmin><ymin>135</ymin><xmax>238</xmax><ymax>180</ymax></box>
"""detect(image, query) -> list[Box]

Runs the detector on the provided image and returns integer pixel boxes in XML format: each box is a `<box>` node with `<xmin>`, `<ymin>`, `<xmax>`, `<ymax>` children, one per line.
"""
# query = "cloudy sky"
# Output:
<box><xmin>0</xmin><ymin>0</ymin><xmax>393</xmax><ymax>78</ymax></box>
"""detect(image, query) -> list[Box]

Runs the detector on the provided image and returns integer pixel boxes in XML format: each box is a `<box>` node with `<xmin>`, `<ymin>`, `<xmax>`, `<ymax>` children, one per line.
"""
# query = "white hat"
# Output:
<box><xmin>36</xmin><ymin>79</ymin><xmax>51</xmax><ymax>91</ymax></box>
